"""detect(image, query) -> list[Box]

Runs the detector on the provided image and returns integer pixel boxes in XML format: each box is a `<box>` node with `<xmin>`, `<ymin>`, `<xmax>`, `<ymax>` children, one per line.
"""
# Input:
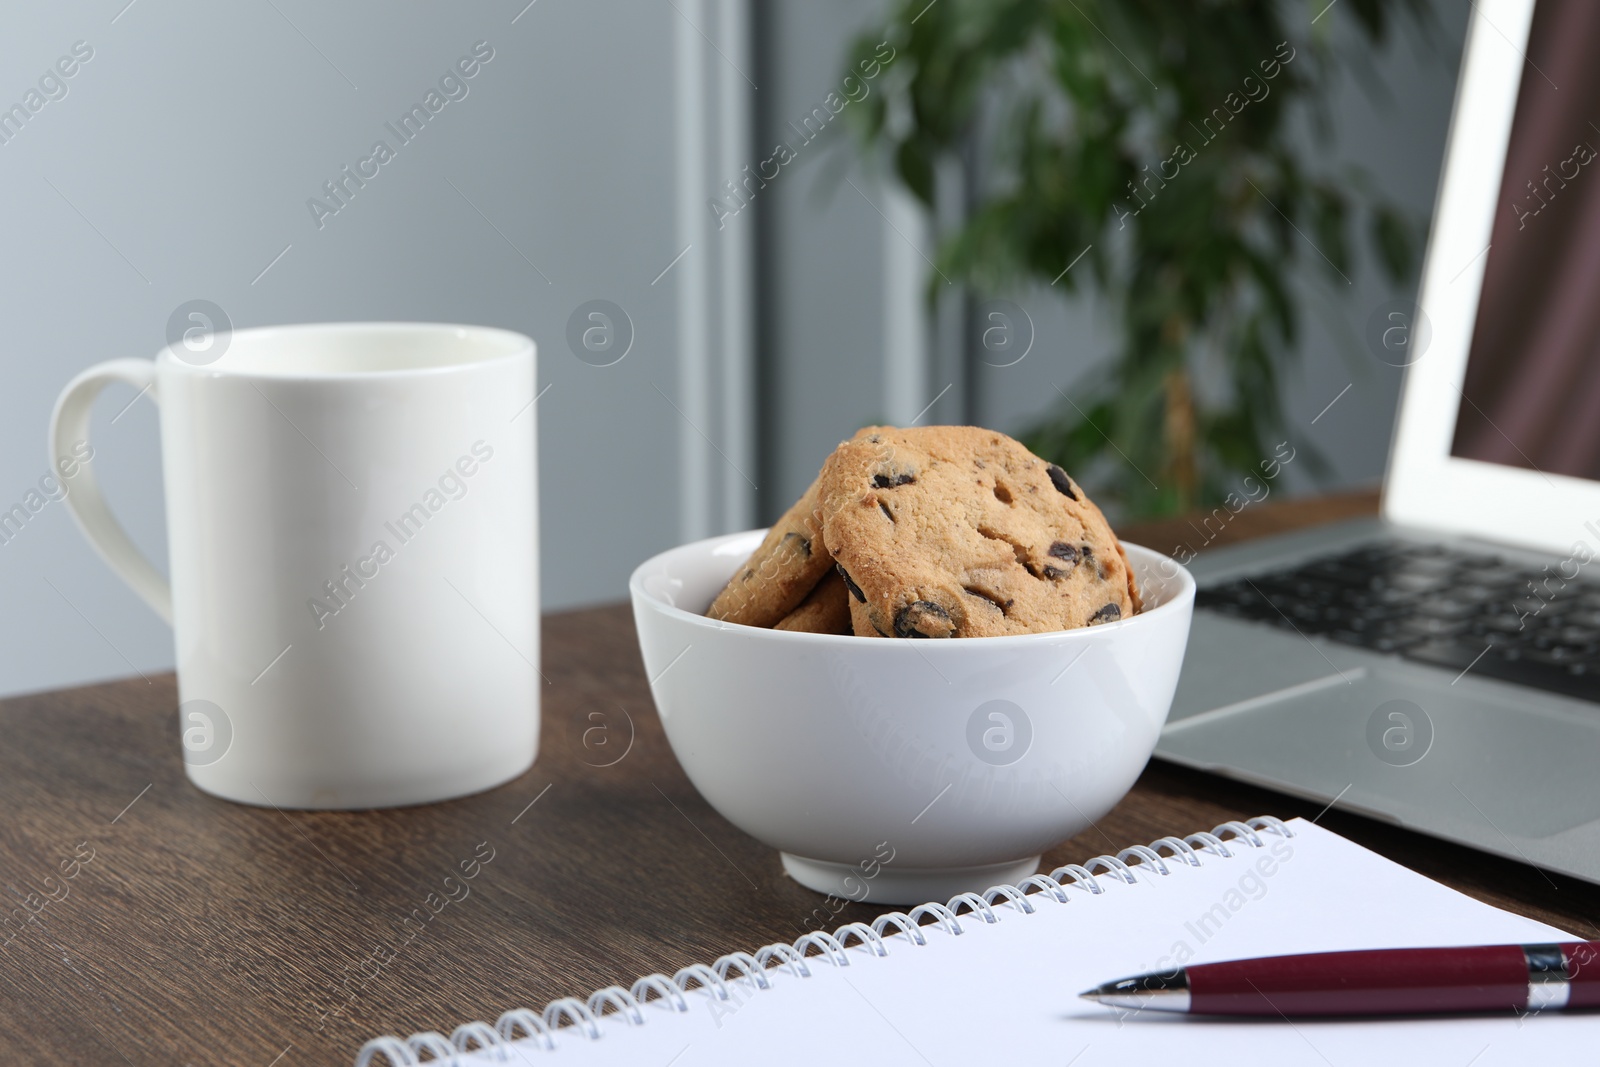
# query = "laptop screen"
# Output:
<box><xmin>1450</xmin><ymin>0</ymin><xmax>1600</xmax><ymax>482</ymax></box>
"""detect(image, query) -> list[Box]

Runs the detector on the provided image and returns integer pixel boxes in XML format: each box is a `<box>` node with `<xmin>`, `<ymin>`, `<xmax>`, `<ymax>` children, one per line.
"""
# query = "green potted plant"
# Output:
<box><xmin>849</xmin><ymin>0</ymin><xmax>1430</xmax><ymax>518</ymax></box>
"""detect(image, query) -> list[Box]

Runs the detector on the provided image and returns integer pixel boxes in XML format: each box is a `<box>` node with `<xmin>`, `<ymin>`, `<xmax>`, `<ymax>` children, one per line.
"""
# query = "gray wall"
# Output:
<box><xmin>0</xmin><ymin>1</ymin><xmax>691</xmax><ymax>697</ymax></box>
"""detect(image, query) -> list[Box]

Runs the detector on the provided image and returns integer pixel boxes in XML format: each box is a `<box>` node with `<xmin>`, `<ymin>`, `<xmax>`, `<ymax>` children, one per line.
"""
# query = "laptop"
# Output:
<box><xmin>1158</xmin><ymin>0</ymin><xmax>1600</xmax><ymax>884</ymax></box>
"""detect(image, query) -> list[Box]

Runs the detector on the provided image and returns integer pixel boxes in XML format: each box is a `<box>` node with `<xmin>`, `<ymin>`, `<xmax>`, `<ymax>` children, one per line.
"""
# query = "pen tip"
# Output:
<box><xmin>1076</xmin><ymin>972</ymin><xmax>1191</xmax><ymax>1013</ymax></box>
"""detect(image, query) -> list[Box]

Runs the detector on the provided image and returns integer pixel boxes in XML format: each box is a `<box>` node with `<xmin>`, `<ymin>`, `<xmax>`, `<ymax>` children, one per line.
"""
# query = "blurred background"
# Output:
<box><xmin>0</xmin><ymin>0</ymin><xmax>1464</xmax><ymax>698</ymax></box>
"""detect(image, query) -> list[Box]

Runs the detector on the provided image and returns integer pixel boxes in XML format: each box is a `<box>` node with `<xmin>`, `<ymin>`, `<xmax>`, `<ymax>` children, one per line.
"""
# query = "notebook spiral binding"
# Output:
<box><xmin>356</xmin><ymin>816</ymin><xmax>1293</xmax><ymax>1066</ymax></box>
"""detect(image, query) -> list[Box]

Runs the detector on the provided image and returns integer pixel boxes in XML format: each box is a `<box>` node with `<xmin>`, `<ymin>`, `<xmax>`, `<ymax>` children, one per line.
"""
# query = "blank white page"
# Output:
<box><xmin>382</xmin><ymin>820</ymin><xmax>1595</xmax><ymax>1065</ymax></box>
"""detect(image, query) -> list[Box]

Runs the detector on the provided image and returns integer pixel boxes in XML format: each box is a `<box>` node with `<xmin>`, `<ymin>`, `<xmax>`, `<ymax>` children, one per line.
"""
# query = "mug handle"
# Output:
<box><xmin>48</xmin><ymin>359</ymin><xmax>172</xmax><ymax>624</ymax></box>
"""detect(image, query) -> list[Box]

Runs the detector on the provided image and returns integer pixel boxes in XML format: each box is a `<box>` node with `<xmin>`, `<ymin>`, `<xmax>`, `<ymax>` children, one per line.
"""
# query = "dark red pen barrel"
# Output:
<box><xmin>1189</xmin><ymin>946</ymin><xmax>1531</xmax><ymax>1016</ymax></box>
<box><xmin>1564</xmin><ymin>941</ymin><xmax>1600</xmax><ymax>1008</ymax></box>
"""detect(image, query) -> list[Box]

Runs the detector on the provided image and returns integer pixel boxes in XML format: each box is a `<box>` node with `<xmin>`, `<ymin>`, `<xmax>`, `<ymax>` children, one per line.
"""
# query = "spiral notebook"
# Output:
<box><xmin>358</xmin><ymin>818</ymin><xmax>1589</xmax><ymax>1066</ymax></box>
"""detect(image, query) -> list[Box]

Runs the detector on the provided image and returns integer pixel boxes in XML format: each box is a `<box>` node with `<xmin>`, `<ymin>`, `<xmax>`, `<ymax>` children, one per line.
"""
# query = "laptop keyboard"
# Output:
<box><xmin>1193</xmin><ymin>540</ymin><xmax>1600</xmax><ymax>703</ymax></box>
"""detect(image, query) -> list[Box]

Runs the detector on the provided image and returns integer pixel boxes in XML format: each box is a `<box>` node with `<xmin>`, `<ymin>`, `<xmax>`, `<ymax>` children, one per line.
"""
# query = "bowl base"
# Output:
<box><xmin>781</xmin><ymin>852</ymin><xmax>1041</xmax><ymax>906</ymax></box>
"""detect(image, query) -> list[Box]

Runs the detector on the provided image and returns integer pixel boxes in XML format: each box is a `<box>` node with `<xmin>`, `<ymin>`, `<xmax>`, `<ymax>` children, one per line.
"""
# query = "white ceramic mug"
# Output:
<box><xmin>49</xmin><ymin>322</ymin><xmax>539</xmax><ymax>809</ymax></box>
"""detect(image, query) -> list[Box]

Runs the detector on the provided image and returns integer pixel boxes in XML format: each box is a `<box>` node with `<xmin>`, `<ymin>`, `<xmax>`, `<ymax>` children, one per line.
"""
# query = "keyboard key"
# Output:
<box><xmin>1347</xmin><ymin>587</ymin><xmax>1419</xmax><ymax>608</ymax></box>
<box><xmin>1474</xmin><ymin>613</ymin><xmax>1526</xmax><ymax>634</ymax></box>
<box><xmin>1413</xmin><ymin>597</ymin><xmax>1479</xmax><ymax>621</ymax></box>
<box><xmin>1388</xmin><ymin>573</ymin><xmax>1451</xmax><ymax>594</ymax></box>
<box><xmin>1398</xmin><ymin>616</ymin><xmax>1470</xmax><ymax>639</ymax></box>
<box><xmin>1512</xmin><ymin>596</ymin><xmax>1571</xmax><ymax>618</ymax></box>
<box><xmin>1524</xmin><ymin>645</ymin><xmax>1590</xmax><ymax>665</ymax></box>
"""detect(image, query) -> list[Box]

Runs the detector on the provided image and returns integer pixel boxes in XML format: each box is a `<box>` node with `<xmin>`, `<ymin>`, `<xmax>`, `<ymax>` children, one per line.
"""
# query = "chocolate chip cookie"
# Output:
<box><xmin>820</xmin><ymin>426</ymin><xmax>1137</xmax><ymax>638</ymax></box>
<box><xmin>705</xmin><ymin>478</ymin><xmax>833</xmax><ymax>627</ymax></box>
<box><xmin>773</xmin><ymin>569</ymin><xmax>851</xmax><ymax>634</ymax></box>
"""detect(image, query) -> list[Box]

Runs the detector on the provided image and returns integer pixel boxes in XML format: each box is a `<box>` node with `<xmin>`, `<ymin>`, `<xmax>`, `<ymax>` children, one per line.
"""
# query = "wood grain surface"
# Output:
<box><xmin>4</xmin><ymin>488</ymin><xmax>1596</xmax><ymax>1066</ymax></box>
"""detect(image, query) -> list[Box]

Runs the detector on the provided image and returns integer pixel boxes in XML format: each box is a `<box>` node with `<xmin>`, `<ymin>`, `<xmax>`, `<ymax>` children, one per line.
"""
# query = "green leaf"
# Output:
<box><xmin>894</xmin><ymin>137</ymin><xmax>936</xmax><ymax>205</ymax></box>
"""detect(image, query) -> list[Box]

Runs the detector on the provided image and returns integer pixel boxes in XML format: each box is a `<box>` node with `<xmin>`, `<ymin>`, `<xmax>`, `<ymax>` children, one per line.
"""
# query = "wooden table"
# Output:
<box><xmin>5</xmin><ymin>489</ymin><xmax>1596</xmax><ymax>1066</ymax></box>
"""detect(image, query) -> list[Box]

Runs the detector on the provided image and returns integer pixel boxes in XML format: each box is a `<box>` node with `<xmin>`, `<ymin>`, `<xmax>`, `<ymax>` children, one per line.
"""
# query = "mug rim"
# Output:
<box><xmin>154</xmin><ymin>320</ymin><xmax>534</xmax><ymax>380</ymax></box>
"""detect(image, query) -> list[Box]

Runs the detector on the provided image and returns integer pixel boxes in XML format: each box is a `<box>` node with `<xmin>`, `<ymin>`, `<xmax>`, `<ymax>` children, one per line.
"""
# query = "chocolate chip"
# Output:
<box><xmin>872</xmin><ymin>472</ymin><xmax>916</xmax><ymax>488</ymax></box>
<box><xmin>1088</xmin><ymin>603</ymin><xmax>1121</xmax><ymax>625</ymax></box>
<box><xmin>992</xmin><ymin>483</ymin><xmax>1013</xmax><ymax>504</ymax></box>
<box><xmin>780</xmin><ymin>532</ymin><xmax>812</xmax><ymax>557</ymax></box>
<box><xmin>894</xmin><ymin>600</ymin><xmax>955</xmax><ymax>638</ymax></box>
<box><xmin>836</xmin><ymin>564</ymin><xmax>867</xmax><ymax>603</ymax></box>
<box><xmin>1047</xmin><ymin>464</ymin><xmax>1078</xmax><ymax>500</ymax></box>
<box><xmin>878</xmin><ymin>500</ymin><xmax>895</xmax><ymax>523</ymax></box>
<box><xmin>1032</xmin><ymin>541</ymin><xmax>1080</xmax><ymax>580</ymax></box>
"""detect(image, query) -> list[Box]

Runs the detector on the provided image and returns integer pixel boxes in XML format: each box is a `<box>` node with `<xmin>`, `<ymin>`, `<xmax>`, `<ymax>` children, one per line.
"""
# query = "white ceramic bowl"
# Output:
<box><xmin>629</xmin><ymin>531</ymin><xmax>1195</xmax><ymax>904</ymax></box>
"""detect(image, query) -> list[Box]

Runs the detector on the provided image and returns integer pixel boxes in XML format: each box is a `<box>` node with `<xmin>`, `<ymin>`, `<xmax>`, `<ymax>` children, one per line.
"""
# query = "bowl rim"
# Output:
<box><xmin>629</xmin><ymin>529</ymin><xmax>1195</xmax><ymax>648</ymax></box>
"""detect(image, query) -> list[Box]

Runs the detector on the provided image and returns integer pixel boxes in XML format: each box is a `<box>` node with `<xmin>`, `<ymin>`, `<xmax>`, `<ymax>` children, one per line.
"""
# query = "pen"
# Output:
<box><xmin>1081</xmin><ymin>940</ymin><xmax>1600</xmax><ymax>1016</ymax></box>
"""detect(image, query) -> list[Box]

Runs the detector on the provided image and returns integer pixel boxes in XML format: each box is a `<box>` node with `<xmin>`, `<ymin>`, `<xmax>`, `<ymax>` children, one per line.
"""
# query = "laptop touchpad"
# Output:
<box><xmin>1161</xmin><ymin>668</ymin><xmax>1600</xmax><ymax>839</ymax></box>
